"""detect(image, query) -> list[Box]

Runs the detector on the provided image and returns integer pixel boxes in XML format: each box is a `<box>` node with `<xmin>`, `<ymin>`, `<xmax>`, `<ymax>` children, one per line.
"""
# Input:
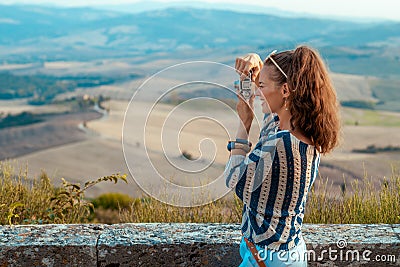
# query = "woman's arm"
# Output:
<box><xmin>224</xmin><ymin>132</ymin><xmax>282</xmax><ymax>203</ymax></box>
<box><xmin>231</xmin><ymin>53</ymin><xmax>263</xmax><ymax>155</ymax></box>
<box><xmin>225</xmin><ymin>53</ymin><xmax>277</xmax><ymax>193</ymax></box>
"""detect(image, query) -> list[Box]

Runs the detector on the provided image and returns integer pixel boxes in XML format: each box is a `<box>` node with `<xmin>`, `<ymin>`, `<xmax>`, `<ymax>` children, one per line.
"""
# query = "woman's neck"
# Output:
<box><xmin>277</xmin><ymin>110</ymin><xmax>292</xmax><ymax>131</ymax></box>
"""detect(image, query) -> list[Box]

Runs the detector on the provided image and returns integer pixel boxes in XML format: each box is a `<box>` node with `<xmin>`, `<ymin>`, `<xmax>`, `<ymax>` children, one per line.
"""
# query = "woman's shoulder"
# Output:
<box><xmin>270</xmin><ymin>130</ymin><xmax>319</xmax><ymax>156</ymax></box>
<box><xmin>264</xmin><ymin>128</ymin><xmax>288</xmax><ymax>140</ymax></box>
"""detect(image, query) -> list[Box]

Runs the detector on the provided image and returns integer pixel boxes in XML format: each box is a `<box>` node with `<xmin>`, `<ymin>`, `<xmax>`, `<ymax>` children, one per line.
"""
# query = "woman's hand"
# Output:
<box><xmin>235</xmin><ymin>53</ymin><xmax>263</xmax><ymax>84</ymax></box>
<box><xmin>235</xmin><ymin>53</ymin><xmax>262</xmax><ymax>134</ymax></box>
<box><xmin>236</xmin><ymin>93</ymin><xmax>255</xmax><ymax>134</ymax></box>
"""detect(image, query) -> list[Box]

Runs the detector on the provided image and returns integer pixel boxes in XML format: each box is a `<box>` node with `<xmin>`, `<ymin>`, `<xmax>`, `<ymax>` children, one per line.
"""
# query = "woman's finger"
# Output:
<box><xmin>251</xmin><ymin>64</ymin><xmax>261</xmax><ymax>82</ymax></box>
<box><xmin>235</xmin><ymin>58</ymin><xmax>241</xmax><ymax>73</ymax></box>
<box><xmin>236</xmin><ymin>58</ymin><xmax>248</xmax><ymax>73</ymax></box>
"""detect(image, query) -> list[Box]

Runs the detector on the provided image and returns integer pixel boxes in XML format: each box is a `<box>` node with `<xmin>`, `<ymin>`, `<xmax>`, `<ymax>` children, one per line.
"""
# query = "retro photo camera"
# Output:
<box><xmin>234</xmin><ymin>70</ymin><xmax>253</xmax><ymax>101</ymax></box>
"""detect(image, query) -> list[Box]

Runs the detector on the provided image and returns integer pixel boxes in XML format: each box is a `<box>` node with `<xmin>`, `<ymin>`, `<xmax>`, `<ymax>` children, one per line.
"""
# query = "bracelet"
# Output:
<box><xmin>235</xmin><ymin>138</ymin><xmax>252</xmax><ymax>146</ymax></box>
<box><xmin>227</xmin><ymin>141</ymin><xmax>251</xmax><ymax>153</ymax></box>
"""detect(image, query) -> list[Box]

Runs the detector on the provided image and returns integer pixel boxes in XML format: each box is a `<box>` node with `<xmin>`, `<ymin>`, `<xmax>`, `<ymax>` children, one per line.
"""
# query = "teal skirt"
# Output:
<box><xmin>239</xmin><ymin>236</ymin><xmax>307</xmax><ymax>267</ymax></box>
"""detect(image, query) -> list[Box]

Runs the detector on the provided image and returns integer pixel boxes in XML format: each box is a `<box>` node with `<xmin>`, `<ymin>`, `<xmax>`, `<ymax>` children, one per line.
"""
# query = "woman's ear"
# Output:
<box><xmin>281</xmin><ymin>83</ymin><xmax>290</xmax><ymax>98</ymax></box>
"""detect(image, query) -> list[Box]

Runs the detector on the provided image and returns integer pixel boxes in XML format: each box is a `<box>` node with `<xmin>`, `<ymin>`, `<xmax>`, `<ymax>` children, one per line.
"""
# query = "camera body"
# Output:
<box><xmin>234</xmin><ymin>70</ymin><xmax>253</xmax><ymax>101</ymax></box>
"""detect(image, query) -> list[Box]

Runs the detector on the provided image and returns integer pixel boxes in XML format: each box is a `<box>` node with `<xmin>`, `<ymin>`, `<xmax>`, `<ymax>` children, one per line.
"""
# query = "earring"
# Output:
<box><xmin>284</xmin><ymin>99</ymin><xmax>288</xmax><ymax>111</ymax></box>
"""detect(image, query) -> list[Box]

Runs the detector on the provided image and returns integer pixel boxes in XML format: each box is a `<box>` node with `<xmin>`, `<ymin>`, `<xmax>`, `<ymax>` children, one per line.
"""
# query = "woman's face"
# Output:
<box><xmin>255</xmin><ymin>65</ymin><xmax>285</xmax><ymax>114</ymax></box>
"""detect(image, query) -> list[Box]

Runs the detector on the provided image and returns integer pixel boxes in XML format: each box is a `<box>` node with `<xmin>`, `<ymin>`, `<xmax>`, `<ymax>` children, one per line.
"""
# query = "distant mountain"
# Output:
<box><xmin>1</xmin><ymin>5</ymin><xmax>398</xmax><ymax>49</ymax></box>
<box><xmin>98</xmin><ymin>1</ymin><xmax>394</xmax><ymax>23</ymax></box>
<box><xmin>0</xmin><ymin>5</ymin><xmax>399</xmax><ymax>76</ymax></box>
<box><xmin>98</xmin><ymin>1</ymin><xmax>312</xmax><ymax>20</ymax></box>
<box><xmin>0</xmin><ymin>5</ymin><xmax>122</xmax><ymax>44</ymax></box>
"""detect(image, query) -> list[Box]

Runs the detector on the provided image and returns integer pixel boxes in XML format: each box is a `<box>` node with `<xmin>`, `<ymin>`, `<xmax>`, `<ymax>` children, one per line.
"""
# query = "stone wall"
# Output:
<box><xmin>0</xmin><ymin>223</ymin><xmax>399</xmax><ymax>266</ymax></box>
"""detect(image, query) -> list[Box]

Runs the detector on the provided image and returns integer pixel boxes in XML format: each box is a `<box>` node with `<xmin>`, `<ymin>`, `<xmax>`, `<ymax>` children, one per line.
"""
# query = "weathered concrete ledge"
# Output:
<box><xmin>0</xmin><ymin>223</ymin><xmax>399</xmax><ymax>266</ymax></box>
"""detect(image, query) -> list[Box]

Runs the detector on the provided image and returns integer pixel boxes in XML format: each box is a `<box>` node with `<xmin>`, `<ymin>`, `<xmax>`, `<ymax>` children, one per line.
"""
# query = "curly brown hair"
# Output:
<box><xmin>265</xmin><ymin>45</ymin><xmax>340</xmax><ymax>154</ymax></box>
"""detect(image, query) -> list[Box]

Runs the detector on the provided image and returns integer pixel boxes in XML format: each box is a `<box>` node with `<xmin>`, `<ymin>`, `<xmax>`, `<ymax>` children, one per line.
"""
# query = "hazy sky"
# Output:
<box><xmin>1</xmin><ymin>0</ymin><xmax>400</xmax><ymax>21</ymax></box>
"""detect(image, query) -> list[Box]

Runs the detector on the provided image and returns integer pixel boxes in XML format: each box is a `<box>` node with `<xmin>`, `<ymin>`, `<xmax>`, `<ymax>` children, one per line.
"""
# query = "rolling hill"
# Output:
<box><xmin>0</xmin><ymin>5</ymin><xmax>399</xmax><ymax>78</ymax></box>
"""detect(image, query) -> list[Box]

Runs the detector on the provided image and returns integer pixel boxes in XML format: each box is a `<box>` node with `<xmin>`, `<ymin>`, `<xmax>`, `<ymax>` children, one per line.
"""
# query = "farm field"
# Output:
<box><xmin>2</xmin><ymin>52</ymin><xmax>400</xmax><ymax>199</ymax></box>
<box><xmin>9</xmin><ymin>98</ymin><xmax>400</xmax><ymax>198</ymax></box>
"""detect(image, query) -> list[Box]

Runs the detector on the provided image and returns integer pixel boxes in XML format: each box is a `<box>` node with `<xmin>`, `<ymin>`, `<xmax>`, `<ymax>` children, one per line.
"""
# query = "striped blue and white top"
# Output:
<box><xmin>224</xmin><ymin>113</ymin><xmax>320</xmax><ymax>251</ymax></box>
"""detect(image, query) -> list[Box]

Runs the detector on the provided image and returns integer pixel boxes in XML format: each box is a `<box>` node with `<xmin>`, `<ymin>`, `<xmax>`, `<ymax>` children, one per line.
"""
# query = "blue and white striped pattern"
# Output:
<box><xmin>224</xmin><ymin>113</ymin><xmax>320</xmax><ymax>251</ymax></box>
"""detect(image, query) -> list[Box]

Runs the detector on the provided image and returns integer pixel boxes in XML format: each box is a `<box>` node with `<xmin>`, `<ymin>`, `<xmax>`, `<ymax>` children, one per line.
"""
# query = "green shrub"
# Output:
<box><xmin>341</xmin><ymin>100</ymin><xmax>375</xmax><ymax>110</ymax></box>
<box><xmin>92</xmin><ymin>193</ymin><xmax>133</xmax><ymax>210</ymax></box>
<box><xmin>352</xmin><ymin>144</ymin><xmax>400</xmax><ymax>153</ymax></box>
<box><xmin>0</xmin><ymin>112</ymin><xmax>43</xmax><ymax>129</ymax></box>
<box><xmin>0</xmin><ymin>161</ymin><xmax>126</xmax><ymax>225</ymax></box>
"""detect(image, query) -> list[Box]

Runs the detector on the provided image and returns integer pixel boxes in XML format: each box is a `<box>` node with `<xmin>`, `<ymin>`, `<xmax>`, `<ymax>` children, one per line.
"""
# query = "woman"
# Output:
<box><xmin>224</xmin><ymin>46</ymin><xmax>340</xmax><ymax>266</ymax></box>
